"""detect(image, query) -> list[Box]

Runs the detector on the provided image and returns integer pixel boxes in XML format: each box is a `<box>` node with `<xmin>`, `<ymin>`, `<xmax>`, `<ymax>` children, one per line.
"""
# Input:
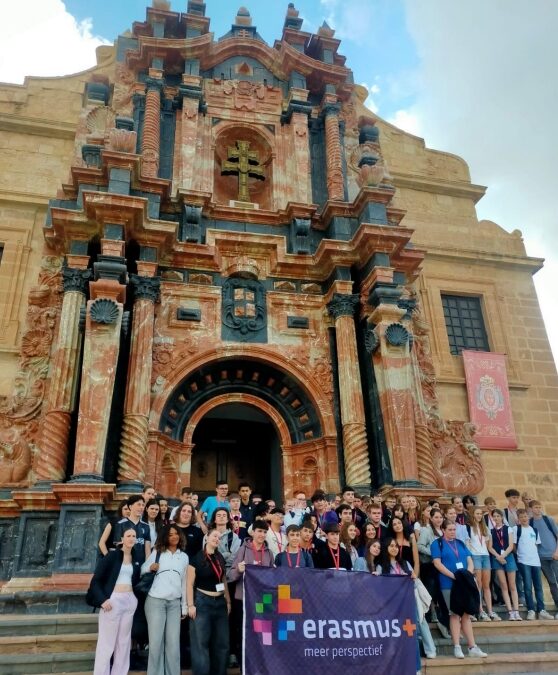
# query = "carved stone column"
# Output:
<box><xmin>177</xmin><ymin>78</ymin><xmax>203</xmax><ymax>190</ymax></box>
<box><xmin>36</xmin><ymin>267</ymin><xmax>91</xmax><ymax>483</ymax></box>
<box><xmin>72</xmin><ymin>276</ymin><xmax>126</xmax><ymax>482</ymax></box>
<box><xmin>327</xmin><ymin>293</ymin><xmax>371</xmax><ymax>489</ymax></box>
<box><xmin>369</xmin><ymin>303</ymin><xmax>419</xmax><ymax>484</ymax></box>
<box><xmin>141</xmin><ymin>77</ymin><xmax>163</xmax><ymax>178</ymax></box>
<box><xmin>292</xmin><ymin>111</ymin><xmax>311</xmax><ymax>204</ymax></box>
<box><xmin>323</xmin><ymin>101</ymin><xmax>344</xmax><ymax>201</ymax></box>
<box><xmin>117</xmin><ymin>274</ymin><xmax>160</xmax><ymax>490</ymax></box>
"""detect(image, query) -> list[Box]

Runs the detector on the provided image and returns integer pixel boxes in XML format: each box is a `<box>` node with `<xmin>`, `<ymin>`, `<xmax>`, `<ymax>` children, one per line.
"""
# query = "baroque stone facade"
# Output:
<box><xmin>0</xmin><ymin>2</ymin><xmax>556</xmax><ymax>592</ymax></box>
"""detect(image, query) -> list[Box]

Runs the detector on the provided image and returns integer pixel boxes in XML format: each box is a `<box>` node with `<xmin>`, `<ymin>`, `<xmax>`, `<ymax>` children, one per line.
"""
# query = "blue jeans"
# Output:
<box><xmin>189</xmin><ymin>591</ymin><xmax>229</xmax><ymax>675</ymax></box>
<box><xmin>517</xmin><ymin>563</ymin><xmax>545</xmax><ymax>612</ymax></box>
<box><xmin>145</xmin><ymin>595</ymin><xmax>181</xmax><ymax>675</ymax></box>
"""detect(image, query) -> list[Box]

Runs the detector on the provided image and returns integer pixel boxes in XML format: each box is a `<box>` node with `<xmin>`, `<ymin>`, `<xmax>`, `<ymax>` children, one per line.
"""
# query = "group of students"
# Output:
<box><xmin>89</xmin><ymin>482</ymin><xmax>558</xmax><ymax>675</ymax></box>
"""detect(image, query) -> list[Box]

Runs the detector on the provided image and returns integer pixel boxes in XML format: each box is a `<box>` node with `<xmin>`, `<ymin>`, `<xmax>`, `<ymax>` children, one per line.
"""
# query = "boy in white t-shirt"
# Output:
<box><xmin>515</xmin><ymin>509</ymin><xmax>554</xmax><ymax>620</ymax></box>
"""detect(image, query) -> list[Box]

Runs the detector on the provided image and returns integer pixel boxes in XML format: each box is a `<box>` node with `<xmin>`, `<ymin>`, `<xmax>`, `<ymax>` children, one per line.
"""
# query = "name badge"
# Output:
<box><xmin>455</xmin><ymin>562</ymin><xmax>464</xmax><ymax>570</ymax></box>
<box><xmin>216</xmin><ymin>583</ymin><xmax>225</xmax><ymax>592</ymax></box>
<box><xmin>239</xmin><ymin>521</ymin><xmax>246</xmax><ymax>529</ymax></box>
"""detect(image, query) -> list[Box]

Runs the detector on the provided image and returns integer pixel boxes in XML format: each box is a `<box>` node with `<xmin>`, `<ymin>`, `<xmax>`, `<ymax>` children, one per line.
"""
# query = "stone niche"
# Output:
<box><xmin>213</xmin><ymin>123</ymin><xmax>274</xmax><ymax>209</ymax></box>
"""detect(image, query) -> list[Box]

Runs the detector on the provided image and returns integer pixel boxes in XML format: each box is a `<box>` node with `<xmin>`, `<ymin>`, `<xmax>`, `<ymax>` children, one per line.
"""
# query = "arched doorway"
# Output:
<box><xmin>190</xmin><ymin>402</ymin><xmax>282</xmax><ymax>502</ymax></box>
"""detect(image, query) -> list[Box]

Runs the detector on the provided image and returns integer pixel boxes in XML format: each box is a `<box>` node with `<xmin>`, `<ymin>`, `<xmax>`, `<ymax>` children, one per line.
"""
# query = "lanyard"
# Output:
<box><xmin>328</xmin><ymin>545</ymin><xmax>340</xmax><ymax>570</ymax></box>
<box><xmin>272</xmin><ymin>530</ymin><xmax>283</xmax><ymax>553</ymax></box>
<box><xmin>286</xmin><ymin>550</ymin><xmax>301</xmax><ymax>568</ymax></box>
<box><xmin>456</xmin><ymin>513</ymin><xmax>465</xmax><ymax>525</ymax></box>
<box><xmin>392</xmin><ymin>561</ymin><xmax>403</xmax><ymax>575</ymax></box>
<box><xmin>488</xmin><ymin>513</ymin><xmax>496</xmax><ymax>529</ymax></box>
<box><xmin>253</xmin><ymin>545</ymin><xmax>264</xmax><ymax>565</ymax></box>
<box><xmin>205</xmin><ymin>553</ymin><xmax>223</xmax><ymax>582</ymax></box>
<box><xmin>495</xmin><ymin>527</ymin><xmax>505</xmax><ymax>550</ymax></box>
<box><xmin>444</xmin><ymin>537</ymin><xmax>460</xmax><ymax>559</ymax></box>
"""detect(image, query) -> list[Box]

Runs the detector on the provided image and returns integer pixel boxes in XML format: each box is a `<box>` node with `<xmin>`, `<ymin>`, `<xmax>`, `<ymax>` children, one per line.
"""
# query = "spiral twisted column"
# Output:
<box><xmin>117</xmin><ymin>275</ymin><xmax>160</xmax><ymax>490</ymax></box>
<box><xmin>141</xmin><ymin>78</ymin><xmax>163</xmax><ymax>178</ymax></box>
<box><xmin>323</xmin><ymin>104</ymin><xmax>345</xmax><ymax>201</ymax></box>
<box><xmin>36</xmin><ymin>268</ymin><xmax>90</xmax><ymax>483</ymax></box>
<box><xmin>328</xmin><ymin>294</ymin><xmax>371</xmax><ymax>489</ymax></box>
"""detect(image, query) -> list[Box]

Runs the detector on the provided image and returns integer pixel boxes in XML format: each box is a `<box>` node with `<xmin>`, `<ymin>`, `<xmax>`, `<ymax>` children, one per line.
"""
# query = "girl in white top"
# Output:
<box><xmin>466</xmin><ymin>507</ymin><xmax>499</xmax><ymax>621</ymax></box>
<box><xmin>141</xmin><ymin>524</ymin><xmax>189</xmax><ymax>675</ymax></box>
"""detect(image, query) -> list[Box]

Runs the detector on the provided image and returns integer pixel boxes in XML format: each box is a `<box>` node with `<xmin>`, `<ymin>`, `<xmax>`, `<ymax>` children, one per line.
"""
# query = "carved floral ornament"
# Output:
<box><xmin>131</xmin><ymin>274</ymin><xmax>161</xmax><ymax>303</ymax></box>
<box><xmin>327</xmin><ymin>293</ymin><xmax>360</xmax><ymax>320</ymax></box>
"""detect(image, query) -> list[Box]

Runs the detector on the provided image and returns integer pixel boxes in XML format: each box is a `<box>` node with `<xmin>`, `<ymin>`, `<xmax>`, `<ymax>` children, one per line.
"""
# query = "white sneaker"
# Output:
<box><xmin>538</xmin><ymin>610</ymin><xmax>553</xmax><ymax>620</ymax></box>
<box><xmin>479</xmin><ymin>611</ymin><xmax>491</xmax><ymax>622</ymax></box>
<box><xmin>470</xmin><ymin>614</ymin><xmax>478</xmax><ymax>622</ymax></box>
<box><xmin>514</xmin><ymin>610</ymin><xmax>523</xmax><ymax>621</ymax></box>
<box><xmin>454</xmin><ymin>645</ymin><xmax>465</xmax><ymax>659</ymax></box>
<box><xmin>489</xmin><ymin>611</ymin><xmax>502</xmax><ymax>621</ymax></box>
<box><xmin>468</xmin><ymin>645</ymin><xmax>488</xmax><ymax>658</ymax></box>
<box><xmin>526</xmin><ymin>610</ymin><xmax>536</xmax><ymax>621</ymax></box>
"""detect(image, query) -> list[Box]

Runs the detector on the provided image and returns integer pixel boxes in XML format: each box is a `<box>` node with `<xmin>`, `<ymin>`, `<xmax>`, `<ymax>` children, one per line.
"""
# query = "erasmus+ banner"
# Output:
<box><xmin>243</xmin><ymin>567</ymin><xmax>416</xmax><ymax>675</ymax></box>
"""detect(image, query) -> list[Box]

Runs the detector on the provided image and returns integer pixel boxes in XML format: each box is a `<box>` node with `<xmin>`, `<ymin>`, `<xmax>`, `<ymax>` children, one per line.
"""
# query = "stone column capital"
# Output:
<box><xmin>322</xmin><ymin>102</ymin><xmax>341</xmax><ymax>118</ymax></box>
<box><xmin>130</xmin><ymin>274</ymin><xmax>161</xmax><ymax>303</ymax></box>
<box><xmin>327</xmin><ymin>293</ymin><xmax>360</xmax><ymax>320</ymax></box>
<box><xmin>63</xmin><ymin>267</ymin><xmax>92</xmax><ymax>295</ymax></box>
<box><xmin>145</xmin><ymin>77</ymin><xmax>165</xmax><ymax>94</ymax></box>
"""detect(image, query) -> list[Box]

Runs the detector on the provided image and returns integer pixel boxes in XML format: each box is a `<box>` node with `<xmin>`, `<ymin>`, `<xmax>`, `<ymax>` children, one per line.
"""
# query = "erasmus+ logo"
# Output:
<box><xmin>253</xmin><ymin>584</ymin><xmax>303</xmax><ymax>646</ymax></box>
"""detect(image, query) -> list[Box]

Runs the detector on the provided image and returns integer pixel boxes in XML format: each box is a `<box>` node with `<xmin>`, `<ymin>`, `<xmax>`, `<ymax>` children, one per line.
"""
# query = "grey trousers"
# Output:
<box><xmin>540</xmin><ymin>558</ymin><xmax>558</xmax><ymax>608</ymax></box>
<box><xmin>145</xmin><ymin>595</ymin><xmax>181</xmax><ymax>675</ymax></box>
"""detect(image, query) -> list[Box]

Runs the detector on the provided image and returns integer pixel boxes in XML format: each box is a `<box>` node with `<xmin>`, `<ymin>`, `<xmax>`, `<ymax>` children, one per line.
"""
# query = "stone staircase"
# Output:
<box><xmin>422</xmin><ymin>606</ymin><xmax>558</xmax><ymax>674</ymax></box>
<box><xmin>0</xmin><ymin>607</ymin><xmax>556</xmax><ymax>674</ymax></box>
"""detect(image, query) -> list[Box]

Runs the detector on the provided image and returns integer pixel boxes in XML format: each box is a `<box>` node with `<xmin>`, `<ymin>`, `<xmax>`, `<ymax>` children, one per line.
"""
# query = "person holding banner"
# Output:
<box><xmin>313</xmin><ymin>522</ymin><xmax>353</xmax><ymax>570</ymax></box>
<box><xmin>187</xmin><ymin>528</ymin><xmax>231</xmax><ymax>675</ymax></box>
<box><xmin>431</xmin><ymin>521</ymin><xmax>488</xmax><ymax>659</ymax></box>
<box><xmin>377</xmin><ymin>538</ymin><xmax>436</xmax><ymax>670</ymax></box>
<box><xmin>354</xmin><ymin>538</ymin><xmax>381</xmax><ymax>573</ymax></box>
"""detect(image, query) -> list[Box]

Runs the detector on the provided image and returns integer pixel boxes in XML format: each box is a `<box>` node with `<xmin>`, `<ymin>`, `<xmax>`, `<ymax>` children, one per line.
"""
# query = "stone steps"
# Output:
<box><xmin>421</xmin><ymin>652</ymin><xmax>558</xmax><ymax>674</ymax></box>
<box><xmin>0</xmin><ymin>614</ymin><xmax>97</xmax><ymax>637</ymax></box>
<box><xmin>0</xmin><ymin>651</ymin><xmax>95</xmax><ymax>675</ymax></box>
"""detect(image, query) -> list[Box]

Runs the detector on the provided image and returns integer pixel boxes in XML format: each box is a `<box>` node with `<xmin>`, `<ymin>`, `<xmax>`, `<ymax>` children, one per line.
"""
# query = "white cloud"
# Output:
<box><xmin>361</xmin><ymin>82</ymin><xmax>381</xmax><ymax>113</ymax></box>
<box><xmin>388</xmin><ymin>109</ymin><xmax>421</xmax><ymax>136</ymax></box>
<box><xmin>0</xmin><ymin>0</ymin><xmax>110</xmax><ymax>84</ymax></box>
<box><xmin>403</xmin><ymin>0</ymin><xmax>558</xmax><ymax>364</ymax></box>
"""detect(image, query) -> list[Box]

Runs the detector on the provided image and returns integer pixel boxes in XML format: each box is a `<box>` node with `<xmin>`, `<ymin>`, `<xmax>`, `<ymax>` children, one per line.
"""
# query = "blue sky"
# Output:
<box><xmin>1</xmin><ymin>0</ymin><xmax>557</xmax><ymax>365</ymax></box>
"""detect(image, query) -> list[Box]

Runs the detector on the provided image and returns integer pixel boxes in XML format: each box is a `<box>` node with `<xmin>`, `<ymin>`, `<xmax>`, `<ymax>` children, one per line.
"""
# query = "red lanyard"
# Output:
<box><xmin>206</xmin><ymin>553</ymin><xmax>223</xmax><ymax>582</ymax></box>
<box><xmin>272</xmin><ymin>530</ymin><xmax>283</xmax><ymax>553</ymax></box>
<box><xmin>444</xmin><ymin>537</ymin><xmax>460</xmax><ymax>559</ymax></box>
<box><xmin>253</xmin><ymin>546</ymin><xmax>264</xmax><ymax>565</ymax></box>
<box><xmin>488</xmin><ymin>513</ymin><xmax>496</xmax><ymax>529</ymax></box>
<box><xmin>495</xmin><ymin>527</ymin><xmax>505</xmax><ymax>550</ymax></box>
<box><xmin>286</xmin><ymin>550</ymin><xmax>301</xmax><ymax>568</ymax></box>
<box><xmin>456</xmin><ymin>513</ymin><xmax>465</xmax><ymax>525</ymax></box>
<box><xmin>328</xmin><ymin>545</ymin><xmax>340</xmax><ymax>570</ymax></box>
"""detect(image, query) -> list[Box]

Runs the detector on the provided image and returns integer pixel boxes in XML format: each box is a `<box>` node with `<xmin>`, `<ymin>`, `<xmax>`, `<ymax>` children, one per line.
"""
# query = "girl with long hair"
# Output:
<box><xmin>98</xmin><ymin>500</ymin><xmax>130</xmax><ymax>556</ymax></box>
<box><xmin>487</xmin><ymin>508</ymin><xmax>521</xmax><ymax>620</ymax></box>
<box><xmin>174</xmin><ymin>501</ymin><xmax>204</xmax><ymax>557</ymax></box>
<box><xmin>388</xmin><ymin>516</ymin><xmax>420</xmax><ymax>577</ymax></box>
<box><xmin>144</xmin><ymin>498</ymin><xmax>162</xmax><ymax>548</ymax></box>
<box><xmin>358</xmin><ymin>522</ymin><xmax>377</xmax><ymax>556</ymax></box>
<box><xmin>340</xmin><ymin>521</ymin><xmax>360</xmax><ymax>566</ymax></box>
<box><xmin>406</xmin><ymin>495</ymin><xmax>422</xmax><ymax>534</ymax></box>
<box><xmin>187</xmin><ymin>528</ymin><xmax>231</xmax><ymax>675</ymax></box>
<box><xmin>90</xmin><ymin>527</ymin><xmax>140</xmax><ymax>675</ymax></box>
<box><xmin>467</xmin><ymin>506</ymin><xmax>499</xmax><ymax>621</ymax></box>
<box><xmin>354</xmin><ymin>538</ymin><xmax>381</xmax><ymax>573</ymax></box>
<box><xmin>142</xmin><ymin>524</ymin><xmax>189</xmax><ymax>675</ymax></box>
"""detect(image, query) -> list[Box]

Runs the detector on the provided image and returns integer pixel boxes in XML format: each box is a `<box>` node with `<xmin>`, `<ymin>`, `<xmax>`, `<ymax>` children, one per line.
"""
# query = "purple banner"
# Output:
<box><xmin>243</xmin><ymin>567</ymin><xmax>416</xmax><ymax>675</ymax></box>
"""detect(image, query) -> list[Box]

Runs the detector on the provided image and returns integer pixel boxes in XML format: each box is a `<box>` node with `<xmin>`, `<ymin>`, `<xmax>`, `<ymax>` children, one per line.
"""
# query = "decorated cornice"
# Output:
<box><xmin>125</xmin><ymin>33</ymin><xmax>352</xmax><ymax>98</ymax></box>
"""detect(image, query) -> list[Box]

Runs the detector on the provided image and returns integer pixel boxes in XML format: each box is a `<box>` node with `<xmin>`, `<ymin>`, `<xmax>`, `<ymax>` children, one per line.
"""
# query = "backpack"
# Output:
<box><xmin>529</xmin><ymin>515</ymin><xmax>557</xmax><ymax>542</ymax></box>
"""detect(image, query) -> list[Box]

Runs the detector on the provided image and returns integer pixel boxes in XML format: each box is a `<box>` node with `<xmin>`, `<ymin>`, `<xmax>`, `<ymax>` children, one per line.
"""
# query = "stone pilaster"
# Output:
<box><xmin>118</xmin><ymin>274</ymin><xmax>160</xmax><ymax>490</ymax></box>
<box><xmin>177</xmin><ymin>78</ymin><xmax>203</xmax><ymax>191</ymax></box>
<box><xmin>35</xmin><ymin>267</ymin><xmax>91</xmax><ymax>483</ymax></box>
<box><xmin>323</xmin><ymin>101</ymin><xmax>344</xmax><ymax>202</ymax></box>
<box><xmin>141</xmin><ymin>77</ymin><xmax>163</xmax><ymax>178</ymax></box>
<box><xmin>327</xmin><ymin>293</ymin><xmax>371</xmax><ymax>489</ymax></box>
<box><xmin>369</xmin><ymin>303</ymin><xmax>419</xmax><ymax>485</ymax></box>
<box><xmin>72</xmin><ymin>274</ymin><xmax>126</xmax><ymax>482</ymax></box>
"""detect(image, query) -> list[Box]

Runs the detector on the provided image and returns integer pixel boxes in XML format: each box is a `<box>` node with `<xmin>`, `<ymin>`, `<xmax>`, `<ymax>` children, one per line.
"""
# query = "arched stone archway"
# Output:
<box><xmin>149</xmin><ymin>356</ymin><xmax>339</xmax><ymax>498</ymax></box>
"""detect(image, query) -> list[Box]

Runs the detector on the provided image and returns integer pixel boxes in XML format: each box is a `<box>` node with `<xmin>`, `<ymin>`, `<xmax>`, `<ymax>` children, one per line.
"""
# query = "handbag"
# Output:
<box><xmin>134</xmin><ymin>551</ymin><xmax>161</xmax><ymax>598</ymax></box>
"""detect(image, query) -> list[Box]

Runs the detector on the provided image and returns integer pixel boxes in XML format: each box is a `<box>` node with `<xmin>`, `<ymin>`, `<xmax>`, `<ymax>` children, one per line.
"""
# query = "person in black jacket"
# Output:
<box><xmin>89</xmin><ymin>527</ymin><xmax>141</xmax><ymax>675</ymax></box>
<box><xmin>312</xmin><ymin>523</ymin><xmax>352</xmax><ymax>570</ymax></box>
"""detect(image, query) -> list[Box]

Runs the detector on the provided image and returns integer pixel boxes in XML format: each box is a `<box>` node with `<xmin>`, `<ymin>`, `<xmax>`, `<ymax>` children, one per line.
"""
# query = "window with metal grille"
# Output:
<box><xmin>441</xmin><ymin>294</ymin><xmax>490</xmax><ymax>356</ymax></box>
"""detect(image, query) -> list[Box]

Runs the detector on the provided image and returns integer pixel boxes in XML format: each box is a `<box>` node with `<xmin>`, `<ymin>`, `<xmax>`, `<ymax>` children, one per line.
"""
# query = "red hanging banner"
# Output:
<box><xmin>462</xmin><ymin>351</ymin><xmax>518</xmax><ymax>450</ymax></box>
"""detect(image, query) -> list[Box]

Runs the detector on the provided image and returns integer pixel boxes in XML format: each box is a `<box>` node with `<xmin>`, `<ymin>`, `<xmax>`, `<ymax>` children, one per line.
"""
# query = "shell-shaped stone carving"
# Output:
<box><xmin>364</xmin><ymin>328</ymin><xmax>380</xmax><ymax>354</ymax></box>
<box><xmin>86</xmin><ymin>107</ymin><xmax>115</xmax><ymax>136</ymax></box>
<box><xmin>109</xmin><ymin>128</ymin><xmax>137</xmax><ymax>153</ymax></box>
<box><xmin>90</xmin><ymin>298</ymin><xmax>119</xmax><ymax>325</ymax></box>
<box><xmin>385</xmin><ymin>322</ymin><xmax>410</xmax><ymax>347</ymax></box>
